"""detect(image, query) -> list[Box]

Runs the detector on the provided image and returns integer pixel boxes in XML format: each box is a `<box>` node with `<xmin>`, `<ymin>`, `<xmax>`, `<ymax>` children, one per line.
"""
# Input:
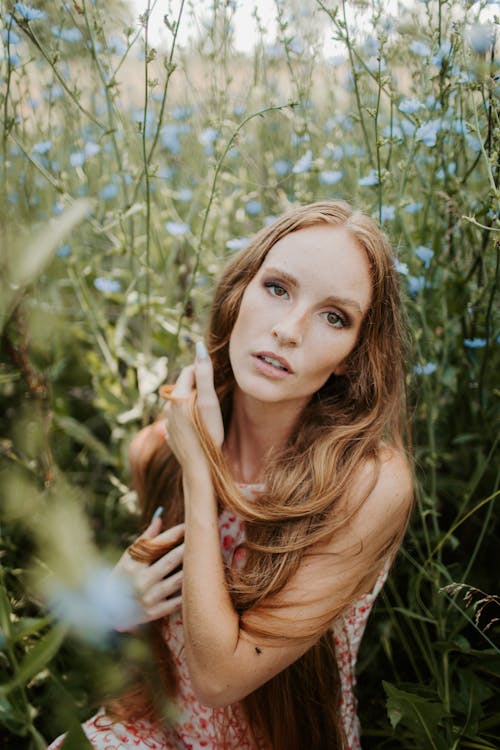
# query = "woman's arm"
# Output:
<box><xmin>165</xmin><ymin>354</ymin><xmax>413</xmax><ymax>709</ymax></box>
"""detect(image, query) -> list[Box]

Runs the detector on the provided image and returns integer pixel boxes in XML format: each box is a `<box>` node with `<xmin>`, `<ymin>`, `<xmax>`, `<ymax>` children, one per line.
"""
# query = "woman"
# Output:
<box><xmin>49</xmin><ymin>200</ymin><xmax>413</xmax><ymax>749</ymax></box>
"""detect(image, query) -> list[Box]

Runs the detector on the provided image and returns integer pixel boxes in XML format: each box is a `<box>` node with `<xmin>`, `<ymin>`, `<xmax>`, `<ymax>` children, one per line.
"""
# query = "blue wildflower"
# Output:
<box><xmin>288</xmin><ymin>36</ymin><xmax>304</xmax><ymax>55</ymax></box>
<box><xmin>172</xmin><ymin>105</ymin><xmax>192</xmax><ymax>120</ymax></box>
<box><xmin>323</xmin><ymin>144</ymin><xmax>343</xmax><ymax>160</ymax></box>
<box><xmin>432</xmin><ymin>40</ymin><xmax>452</xmax><ymax>67</ymax></box>
<box><xmin>47</xmin><ymin>564</ymin><xmax>142</xmax><ymax>644</ymax></box>
<box><xmin>408</xmin><ymin>276</ymin><xmax>425</xmax><ymax>296</ymax></box>
<box><xmin>94</xmin><ymin>278</ymin><xmax>121</xmax><ymax>293</ymax></box>
<box><xmin>464</xmin><ymin>338</ymin><xmax>486</xmax><ymax>349</ymax></box>
<box><xmin>291</xmin><ymin>132</ymin><xmax>310</xmax><ymax>147</ymax></box>
<box><xmin>327</xmin><ymin>54</ymin><xmax>346</xmax><ymax>67</ymax></box>
<box><xmin>292</xmin><ymin>150</ymin><xmax>313</xmax><ymax>174</ymax></box>
<box><xmin>380</xmin><ymin>205</ymin><xmax>396</xmax><ymax>223</ymax></box>
<box><xmin>358</xmin><ymin>169</ymin><xmax>379</xmax><ymax>187</ymax></box>
<box><xmin>53</xmin><ymin>201</ymin><xmax>64</xmax><ymax>215</ymax></box>
<box><xmin>319</xmin><ymin>170</ymin><xmax>343</xmax><ymax>186</ymax></box>
<box><xmin>9</xmin><ymin>53</ymin><xmax>21</xmax><ymax>66</ymax></box>
<box><xmin>200</xmin><ymin>128</ymin><xmax>219</xmax><ymax>146</ymax></box>
<box><xmin>107</xmin><ymin>34</ymin><xmax>127</xmax><ymax>56</ymax></box>
<box><xmin>273</xmin><ymin>160</ymin><xmax>292</xmax><ymax>176</ymax></box>
<box><xmin>56</xmin><ymin>244</ymin><xmax>71</xmax><ymax>258</ymax></box>
<box><xmin>84</xmin><ymin>142</ymin><xmax>100</xmax><ymax>159</ymax></box>
<box><xmin>363</xmin><ymin>35</ymin><xmax>379</xmax><ymax>56</ymax></box>
<box><xmin>400</xmin><ymin>120</ymin><xmax>417</xmax><ymax>137</ymax></box>
<box><xmin>158</xmin><ymin>165</ymin><xmax>175</xmax><ymax>181</ymax></box>
<box><xmin>415</xmin><ymin>245</ymin><xmax>434</xmax><ymax>268</ymax></box>
<box><xmin>14</xmin><ymin>2</ymin><xmax>46</xmax><ymax>20</ymax></box>
<box><xmin>393</xmin><ymin>258</ymin><xmax>409</xmax><ymax>275</ymax></box>
<box><xmin>176</xmin><ymin>188</ymin><xmax>193</xmax><ymax>202</ymax></box>
<box><xmin>99</xmin><ymin>183</ymin><xmax>118</xmax><ymax>201</ymax></box>
<box><xmin>50</xmin><ymin>84</ymin><xmax>64</xmax><ymax>99</ymax></box>
<box><xmin>70</xmin><ymin>151</ymin><xmax>85</xmax><ymax>168</ymax></box>
<box><xmin>160</xmin><ymin>124</ymin><xmax>181</xmax><ymax>154</ymax></box>
<box><xmin>33</xmin><ymin>140</ymin><xmax>52</xmax><ymax>155</ymax></box>
<box><xmin>2</xmin><ymin>29</ymin><xmax>21</xmax><ymax>44</ymax></box>
<box><xmin>51</xmin><ymin>26</ymin><xmax>83</xmax><ymax>43</ymax></box>
<box><xmin>399</xmin><ymin>97</ymin><xmax>423</xmax><ymax>115</ymax></box>
<box><xmin>414</xmin><ymin>362</ymin><xmax>437</xmax><ymax>375</ymax></box>
<box><xmin>384</xmin><ymin>124</ymin><xmax>403</xmax><ymax>141</ymax></box>
<box><xmin>226</xmin><ymin>237</ymin><xmax>250</xmax><ymax>251</ymax></box>
<box><xmin>410</xmin><ymin>40</ymin><xmax>431</xmax><ymax>57</ymax></box>
<box><xmin>469</xmin><ymin>24</ymin><xmax>495</xmax><ymax>55</ymax></box>
<box><xmin>245</xmin><ymin>200</ymin><xmax>262</xmax><ymax>216</ymax></box>
<box><xmin>165</xmin><ymin>221</ymin><xmax>189</xmax><ymax>236</ymax></box>
<box><xmin>416</xmin><ymin>119</ymin><xmax>441</xmax><ymax>147</ymax></box>
<box><xmin>404</xmin><ymin>202</ymin><xmax>423</xmax><ymax>214</ymax></box>
<box><xmin>265</xmin><ymin>43</ymin><xmax>283</xmax><ymax>59</ymax></box>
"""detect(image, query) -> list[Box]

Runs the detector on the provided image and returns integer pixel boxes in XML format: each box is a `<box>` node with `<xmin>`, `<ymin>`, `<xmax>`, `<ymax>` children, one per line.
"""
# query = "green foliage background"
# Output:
<box><xmin>0</xmin><ymin>1</ymin><xmax>498</xmax><ymax>748</ymax></box>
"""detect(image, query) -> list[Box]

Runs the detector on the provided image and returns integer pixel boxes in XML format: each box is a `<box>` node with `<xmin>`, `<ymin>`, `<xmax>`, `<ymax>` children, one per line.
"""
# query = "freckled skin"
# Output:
<box><xmin>229</xmin><ymin>225</ymin><xmax>372</xmax><ymax>414</ymax></box>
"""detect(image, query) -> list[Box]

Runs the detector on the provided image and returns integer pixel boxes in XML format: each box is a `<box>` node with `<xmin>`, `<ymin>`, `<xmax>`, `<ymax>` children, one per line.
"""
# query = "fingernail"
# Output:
<box><xmin>196</xmin><ymin>340</ymin><xmax>208</xmax><ymax>360</ymax></box>
<box><xmin>152</xmin><ymin>506</ymin><xmax>164</xmax><ymax>521</ymax></box>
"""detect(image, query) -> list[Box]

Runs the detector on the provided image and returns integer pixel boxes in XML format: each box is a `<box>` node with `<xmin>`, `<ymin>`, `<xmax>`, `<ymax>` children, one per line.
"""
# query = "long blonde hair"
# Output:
<box><xmin>117</xmin><ymin>201</ymin><xmax>412</xmax><ymax>749</ymax></box>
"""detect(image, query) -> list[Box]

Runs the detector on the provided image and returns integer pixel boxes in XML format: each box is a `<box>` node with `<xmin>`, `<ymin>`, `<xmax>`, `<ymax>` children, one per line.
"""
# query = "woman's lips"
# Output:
<box><xmin>252</xmin><ymin>352</ymin><xmax>293</xmax><ymax>379</ymax></box>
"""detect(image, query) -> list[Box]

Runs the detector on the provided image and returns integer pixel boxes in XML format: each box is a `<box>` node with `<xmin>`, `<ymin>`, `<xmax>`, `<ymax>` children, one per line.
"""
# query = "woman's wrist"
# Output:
<box><xmin>182</xmin><ymin>462</ymin><xmax>214</xmax><ymax>500</ymax></box>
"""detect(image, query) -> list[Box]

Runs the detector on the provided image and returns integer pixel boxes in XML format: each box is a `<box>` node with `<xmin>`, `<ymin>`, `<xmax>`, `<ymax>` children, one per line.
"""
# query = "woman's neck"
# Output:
<box><xmin>223</xmin><ymin>388</ymin><xmax>303</xmax><ymax>484</ymax></box>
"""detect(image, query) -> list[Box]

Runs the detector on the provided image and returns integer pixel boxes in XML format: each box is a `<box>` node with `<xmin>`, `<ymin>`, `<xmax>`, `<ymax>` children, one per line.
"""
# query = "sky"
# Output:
<box><xmin>129</xmin><ymin>0</ymin><xmax>281</xmax><ymax>53</ymax></box>
<box><xmin>128</xmin><ymin>0</ymin><xmax>498</xmax><ymax>57</ymax></box>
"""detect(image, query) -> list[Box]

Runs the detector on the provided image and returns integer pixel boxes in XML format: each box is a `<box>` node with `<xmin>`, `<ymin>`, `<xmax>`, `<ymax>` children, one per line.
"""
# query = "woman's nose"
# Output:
<box><xmin>271</xmin><ymin>316</ymin><xmax>304</xmax><ymax>346</ymax></box>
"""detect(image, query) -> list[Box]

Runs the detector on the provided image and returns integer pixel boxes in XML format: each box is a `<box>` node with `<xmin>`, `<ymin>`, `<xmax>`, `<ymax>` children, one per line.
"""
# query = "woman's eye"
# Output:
<box><xmin>323</xmin><ymin>311</ymin><xmax>346</xmax><ymax>328</ymax></box>
<box><xmin>265</xmin><ymin>282</ymin><xmax>288</xmax><ymax>298</ymax></box>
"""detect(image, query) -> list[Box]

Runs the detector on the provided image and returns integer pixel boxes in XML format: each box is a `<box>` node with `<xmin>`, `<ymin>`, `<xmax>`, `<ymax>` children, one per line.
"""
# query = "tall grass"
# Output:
<box><xmin>0</xmin><ymin>1</ymin><xmax>498</xmax><ymax>747</ymax></box>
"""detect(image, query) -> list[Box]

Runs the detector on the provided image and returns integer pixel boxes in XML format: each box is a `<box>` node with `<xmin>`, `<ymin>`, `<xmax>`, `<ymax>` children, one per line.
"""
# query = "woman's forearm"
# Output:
<box><xmin>181</xmin><ymin>464</ymin><xmax>242</xmax><ymax>702</ymax></box>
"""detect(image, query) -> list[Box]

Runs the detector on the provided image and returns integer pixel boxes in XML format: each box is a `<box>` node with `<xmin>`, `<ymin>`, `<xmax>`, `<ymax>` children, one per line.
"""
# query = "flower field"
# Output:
<box><xmin>0</xmin><ymin>1</ymin><xmax>498</xmax><ymax>748</ymax></box>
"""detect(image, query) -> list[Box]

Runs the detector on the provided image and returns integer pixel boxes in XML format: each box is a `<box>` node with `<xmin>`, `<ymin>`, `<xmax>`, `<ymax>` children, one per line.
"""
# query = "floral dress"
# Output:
<box><xmin>48</xmin><ymin>485</ymin><xmax>389</xmax><ymax>750</ymax></box>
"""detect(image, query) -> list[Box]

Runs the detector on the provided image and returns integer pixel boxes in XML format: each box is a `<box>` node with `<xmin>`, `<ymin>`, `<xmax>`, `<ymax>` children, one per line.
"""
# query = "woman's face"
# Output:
<box><xmin>228</xmin><ymin>224</ymin><xmax>372</xmax><ymax>411</ymax></box>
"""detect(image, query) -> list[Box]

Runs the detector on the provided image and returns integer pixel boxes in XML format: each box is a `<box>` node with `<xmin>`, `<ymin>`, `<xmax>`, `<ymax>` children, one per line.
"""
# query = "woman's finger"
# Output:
<box><xmin>145</xmin><ymin>595</ymin><xmax>182</xmax><ymax>621</ymax></box>
<box><xmin>151</xmin><ymin>522</ymin><xmax>185</xmax><ymax>547</ymax></box>
<box><xmin>171</xmin><ymin>364</ymin><xmax>195</xmax><ymax>398</ymax></box>
<box><xmin>148</xmin><ymin>542</ymin><xmax>185</xmax><ymax>581</ymax></box>
<box><xmin>141</xmin><ymin>569</ymin><xmax>183</xmax><ymax>608</ymax></box>
<box><xmin>194</xmin><ymin>341</ymin><xmax>224</xmax><ymax>446</ymax></box>
<box><xmin>194</xmin><ymin>341</ymin><xmax>217</xmax><ymax>406</ymax></box>
<box><xmin>141</xmin><ymin>508</ymin><xmax>165</xmax><ymax>540</ymax></box>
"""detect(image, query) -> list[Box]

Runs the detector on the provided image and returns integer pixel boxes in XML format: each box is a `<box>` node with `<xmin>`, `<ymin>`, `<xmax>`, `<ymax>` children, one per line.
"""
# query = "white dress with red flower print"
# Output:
<box><xmin>48</xmin><ymin>485</ymin><xmax>389</xmax><ymax>750</ymax></box>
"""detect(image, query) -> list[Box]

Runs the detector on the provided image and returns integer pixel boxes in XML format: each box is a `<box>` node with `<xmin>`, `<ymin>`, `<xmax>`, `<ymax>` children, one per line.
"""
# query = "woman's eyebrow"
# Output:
<box><xmin>263</xmin><ymin>266</ymin><xmax>363</xmax><ymax>313</ymax></box>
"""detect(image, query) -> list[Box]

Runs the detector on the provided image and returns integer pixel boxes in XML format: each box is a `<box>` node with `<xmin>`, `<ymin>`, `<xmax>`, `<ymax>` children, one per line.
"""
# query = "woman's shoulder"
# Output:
<box><xmin>343</xmin><ymin>444</ymin><xmax>414</xmax><ymax>544</ymax></box>
<box><xmin>128</xmin><ymin>418</ymin><xmax>168</xmax><ymax>473</ymax></box>
<box><xmin>375</xmin><ymin>444</ymin><xmax>413</xmax><ymax>502</ymax></box>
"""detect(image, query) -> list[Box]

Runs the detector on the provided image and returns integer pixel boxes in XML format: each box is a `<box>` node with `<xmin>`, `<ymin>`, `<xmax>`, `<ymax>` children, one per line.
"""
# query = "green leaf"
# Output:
<box><xmin>54</xmin><ymin>415</ymin><xmax>118</xmax><ymax>466</ymax></box>
<box><xmin>1</xmin><ymin>199</ymin><xmax>93</xmax><ymax>329</ymax></box>
<box><xmin>10</xmin><ymin>616</ymin><xmax>53</xmax><ymax>643</ymax></box>
<box><xmin>61</xmin><ymin>720</ymin><xmax>94</xmax><ymax>750</ymax></box>
<box><xmin>1</xmin><ymin>624</ymin><xmax>67</xmax><ymax>694</ymax></box>
<box><xmin>383</xmin><ymin>681</ymin><xmax>449</xmax><ymax>750</ymax></box>
<box><xmin>0</xmin><ymin>566</ymin><xmax>13</xmax><ymax>638</ymax></box>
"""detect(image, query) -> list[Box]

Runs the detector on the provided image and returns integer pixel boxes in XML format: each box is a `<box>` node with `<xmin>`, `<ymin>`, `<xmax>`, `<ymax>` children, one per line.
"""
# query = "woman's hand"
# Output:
<box><xmin>112</xmin><ymin>516</ymin><xmax>185</xmax><ymax>629</ymax></box>
<box><xmin>164</xmin><ymin>342</ymin><xmax>224</xmax><ymax>473</ymax></box>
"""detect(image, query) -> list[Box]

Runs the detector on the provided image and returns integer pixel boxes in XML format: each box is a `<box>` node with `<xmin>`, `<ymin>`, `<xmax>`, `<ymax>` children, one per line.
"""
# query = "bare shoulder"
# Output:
<box><xmin>344</xmin><ymin>445</ymin><xmax>414</xmax><ymax>545</ymax></box>
<box><xmin>128</xmin><ymin>417</ymin><xmax>168</xmax><ymax>473</ymax></box>
<box><xmin>373</xmin><ymin>445</ymin><xmax>414</xmax><ymax>510</ymax></box>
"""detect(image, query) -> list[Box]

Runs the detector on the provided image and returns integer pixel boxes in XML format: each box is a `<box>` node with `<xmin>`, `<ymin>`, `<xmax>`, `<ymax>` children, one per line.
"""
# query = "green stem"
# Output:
<box><xmin>13</xmin><ymin>18</ymin><xmax>107</xmax><ymax>130</ymax></box>
<box><xmin>142</xmin><ymin>0</ymin><xmax>152</xmax><ymax>359</ymax></box>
